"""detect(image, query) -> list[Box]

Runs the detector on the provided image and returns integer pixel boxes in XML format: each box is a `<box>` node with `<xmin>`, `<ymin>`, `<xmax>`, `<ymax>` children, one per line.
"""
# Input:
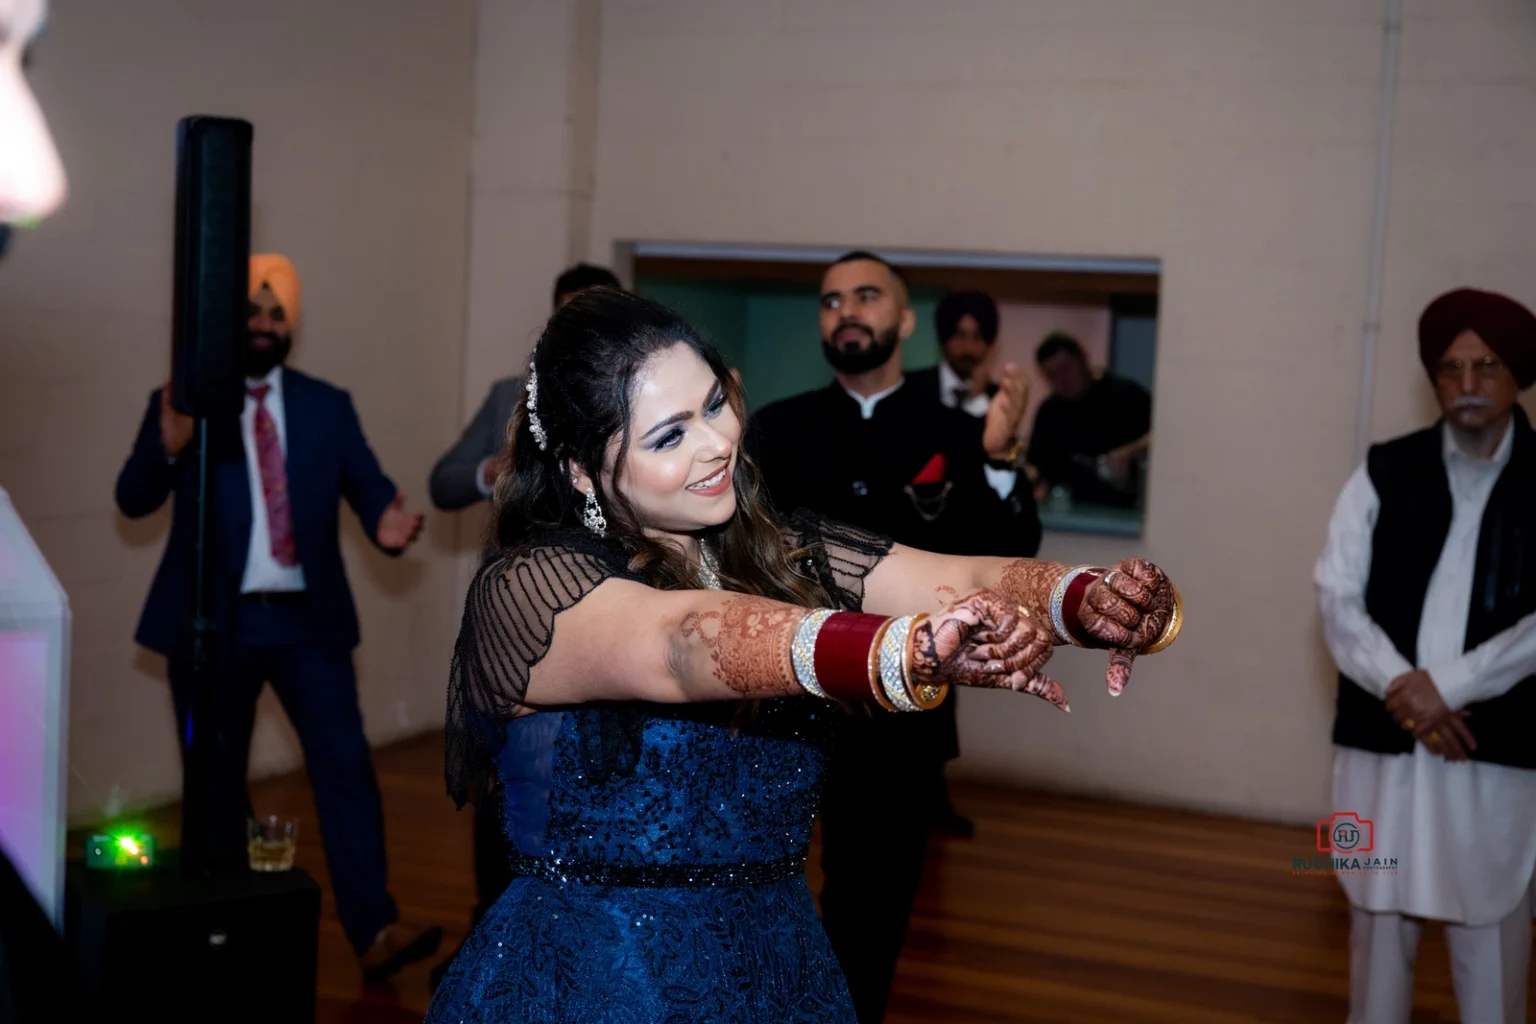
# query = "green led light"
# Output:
<box><xmin>86</xmin><ymin>832</ymin><xmax>156</xmax><ymax>870</ymax></box>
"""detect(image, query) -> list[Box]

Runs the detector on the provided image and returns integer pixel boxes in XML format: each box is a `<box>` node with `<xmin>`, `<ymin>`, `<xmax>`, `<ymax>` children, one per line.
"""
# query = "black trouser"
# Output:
<box><xmin>818</xmin><ymin>712</ymin><xmax>947</xmax><ymax>1024</ymax></box>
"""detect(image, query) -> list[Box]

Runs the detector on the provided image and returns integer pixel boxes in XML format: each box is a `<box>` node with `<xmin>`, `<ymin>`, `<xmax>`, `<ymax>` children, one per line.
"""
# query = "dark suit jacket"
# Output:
<box><xmin>748</xmin><ymin>380</ymin><xmax>1040</xmax><ymax>561</ymax></box>
<box><xmin>905</xmin><ymin>365</ymin><xmax>999</xmax><ymax>412</ymax></box>
<box><xmin>429</xmin><ymin>376</ymin><xmax>522</xmax><ymax>511</ymax></box>
<box><xmin>115</xmin><ymin>368</ymin><xmax>400</xmax><ymax>658</ymax></box>
<box><xmin>748</xmin><ymin>379</ymin><xmax>1040</xmax><ymax>765</ymax></box>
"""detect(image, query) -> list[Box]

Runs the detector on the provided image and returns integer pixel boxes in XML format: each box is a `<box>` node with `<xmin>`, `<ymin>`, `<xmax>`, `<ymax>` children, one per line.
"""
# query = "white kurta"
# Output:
<box><xmin>1315</xmin><ymin>420</ymin><xmax>1536</xmax><ymax>927</ymax></box>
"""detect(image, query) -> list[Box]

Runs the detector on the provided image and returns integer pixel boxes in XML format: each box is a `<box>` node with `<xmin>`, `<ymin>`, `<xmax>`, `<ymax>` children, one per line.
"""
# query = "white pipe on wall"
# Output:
<box><xmin>1355</xmin><ymin>0</ymin><xmax>1403</xmax><ymax>464</ymax></box>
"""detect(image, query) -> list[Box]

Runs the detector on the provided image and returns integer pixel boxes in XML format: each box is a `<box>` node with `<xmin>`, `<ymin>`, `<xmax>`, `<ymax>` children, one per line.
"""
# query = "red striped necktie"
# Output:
<box><xmin>248</xmin><ymin>384</ymin><xmax>298</xmax><ymax>567</ymax></box>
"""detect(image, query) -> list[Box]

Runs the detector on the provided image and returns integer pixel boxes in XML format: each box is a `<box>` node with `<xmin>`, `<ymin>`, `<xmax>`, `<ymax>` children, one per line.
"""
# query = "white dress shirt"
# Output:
<box><xmin>1315</xmin><ymin>419</ymin><xmax>1536</xmax><ymax>925</ymax></box>
<box><xmin>938</xmin><ymin>360</ymin><xmax>992</xmax><ymax>419</ymax></box>
<box><xmin>240</xmin><ymin>367</ymin><xmax>306</xmax><ymax>594</ymax></box>
<box><xmin>840</xmin><ymin>378</ymin><xmax>1017</xmax><ymax>500</ymax></box>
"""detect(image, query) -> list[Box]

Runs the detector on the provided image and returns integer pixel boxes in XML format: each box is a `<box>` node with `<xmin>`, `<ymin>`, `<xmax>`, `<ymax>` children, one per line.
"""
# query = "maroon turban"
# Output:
<box><xmin>1419</xmin><ymin>287</ymin><xmax>1536</xmax><ymax>389</ymax></box>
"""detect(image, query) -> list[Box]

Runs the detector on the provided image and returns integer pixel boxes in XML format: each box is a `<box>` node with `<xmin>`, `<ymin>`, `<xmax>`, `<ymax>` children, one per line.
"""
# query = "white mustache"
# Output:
<box><xmin>1451</xmin><ymin>395</ymin><xmax>1493</xmax><ymax>410</ymax></box>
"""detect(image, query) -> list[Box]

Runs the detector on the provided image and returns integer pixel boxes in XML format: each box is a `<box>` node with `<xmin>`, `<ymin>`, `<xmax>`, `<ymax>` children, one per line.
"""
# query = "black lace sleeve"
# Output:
<box><xmin>444</xmin><ymin>531</ymin><xmax>642</xmax><ymax>808</ymax></box>
<box><xmin>785</xmin><ymin>509</ymin><xmax>894</xmax><ymax>612</ymax></box>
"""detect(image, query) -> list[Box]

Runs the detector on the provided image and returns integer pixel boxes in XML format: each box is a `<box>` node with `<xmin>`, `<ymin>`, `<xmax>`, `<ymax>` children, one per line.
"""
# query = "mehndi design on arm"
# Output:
<box><xmin>680</xmin><ymin>597</ymin><xmax>803</xmax><ymax>697</ymax></box>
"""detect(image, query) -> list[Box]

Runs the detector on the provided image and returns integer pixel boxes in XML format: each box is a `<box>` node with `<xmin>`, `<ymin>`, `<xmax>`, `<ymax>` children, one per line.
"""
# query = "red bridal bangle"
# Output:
<box><xmin>812</xmin><ymin>611</ymin><xmax>892</xmax><ymax>704</ymax></box>
<box><xmin>1058</xmin><ymin>567</ymin><xmax>1106</xmax><ymax>648</ymax></box>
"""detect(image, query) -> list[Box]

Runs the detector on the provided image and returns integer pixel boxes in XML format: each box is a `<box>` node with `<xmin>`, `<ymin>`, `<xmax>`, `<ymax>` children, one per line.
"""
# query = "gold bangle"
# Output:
<box><xmin>1140</xmin><ymin>582</ymin><xmax>1183</xmax><ymax>655</ymax></box>
<box><xmin>898</xmin><ymin>613</ymin><xmax>949</xmax><ymax>711</ymax></box>
<box><xmin>988</xmin><ymin>437</ymin><xmax>1023</xmax><ymax>466</ymax></box>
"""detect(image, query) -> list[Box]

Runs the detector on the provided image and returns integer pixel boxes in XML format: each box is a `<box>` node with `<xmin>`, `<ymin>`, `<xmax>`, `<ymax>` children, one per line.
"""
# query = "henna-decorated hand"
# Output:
<box><xmin>1076</xmin><ymin>558</ymin><xmax>1174</xmax><ymax>696</ymax></box>
<box><xmin>911</xmin><ymin>589</ymin><xmax>1067</xmax><ymax>712</ymax></box>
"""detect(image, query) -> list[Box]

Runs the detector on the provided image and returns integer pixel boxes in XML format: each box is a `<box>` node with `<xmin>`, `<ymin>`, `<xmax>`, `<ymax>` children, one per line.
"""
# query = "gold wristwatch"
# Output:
<box><xmin>987</xmin><ymin>438</ymin><xmax>1024</xmax><ymax>470</ymax></box>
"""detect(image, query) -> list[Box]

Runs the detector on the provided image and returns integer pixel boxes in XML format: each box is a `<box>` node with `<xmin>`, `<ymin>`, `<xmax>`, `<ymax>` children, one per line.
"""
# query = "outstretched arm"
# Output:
<box><xmin>478</xmin><ymin>569</ymin><xmax>1062</xmax><ymax>714</ymax></box>
<box><xmin>336</xmin><ymin>392</ymin><xmax>423</xmax><ymax>553</ymax></box>
<box><xmin>525</xmin><ymin>580</ymin><xmax>805</xmax><ymax>706</ymax></box>
<box><xmin>863</xmin><ymin>544</ymin><xmax>1175</xmax><ymax>695</ymax></box>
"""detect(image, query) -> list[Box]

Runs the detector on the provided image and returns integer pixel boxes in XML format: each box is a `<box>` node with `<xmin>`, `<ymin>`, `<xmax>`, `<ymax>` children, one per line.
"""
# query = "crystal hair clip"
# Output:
<box><xmin>525</xmin><ymin>357</ymin><xmax>548</xmax><ymax>451</ymax></box>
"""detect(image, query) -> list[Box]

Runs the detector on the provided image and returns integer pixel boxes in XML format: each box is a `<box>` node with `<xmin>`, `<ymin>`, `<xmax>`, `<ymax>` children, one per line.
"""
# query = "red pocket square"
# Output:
<box><xmin>911</xmin><ymin>454</ymin><xmax>947</xmax><ymax>485</ymax></box>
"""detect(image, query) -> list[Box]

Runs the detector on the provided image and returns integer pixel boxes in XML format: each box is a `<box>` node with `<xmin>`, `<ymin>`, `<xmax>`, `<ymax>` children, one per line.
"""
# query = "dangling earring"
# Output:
<box><xmin>582</xmin><ymin>490</ymin><xmax>607</xmax><ymax>536</ymax></box>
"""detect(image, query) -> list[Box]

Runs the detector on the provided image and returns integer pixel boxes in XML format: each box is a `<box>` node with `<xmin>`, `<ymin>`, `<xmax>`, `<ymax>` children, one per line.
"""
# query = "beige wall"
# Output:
<box><xmin>562</xmin><ymin>0</ymin><xmax>1535</xmax><ymax>825</ymax></box>
<box><xmin>0</xmin><ymin>0</ymin><xmax>475</xmax><ymax>821</ymax></box>
<box><xmin>8</xmin><ymin>0</ymin><xmax>1534</xmax><ymax>831</ymax></box>
<box><xmin>461</xmin><ymin>0</ymin><xmax>602</xmax><ymax>415</ymax></box>
<box><xmin>1369</xmin><ymin>1</ymin><xmax>1536</xmax><ymax>441</ymax></box>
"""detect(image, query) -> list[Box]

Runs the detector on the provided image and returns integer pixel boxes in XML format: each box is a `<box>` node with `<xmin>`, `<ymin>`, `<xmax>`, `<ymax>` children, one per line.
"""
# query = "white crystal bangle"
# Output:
<box><xmin>877</xmin><ymin>615</ymin><xmax>923</xmax><ymax>712</ymax></box>
<box><xmin>1049</xmin><ymin>566</ymin><xmax>1096</xmax><ymax>648</ymax></box>
<box><xmin>791</xmin><ymin>609</ymin><xmax>835</xmax><ymax>699</ymax></box>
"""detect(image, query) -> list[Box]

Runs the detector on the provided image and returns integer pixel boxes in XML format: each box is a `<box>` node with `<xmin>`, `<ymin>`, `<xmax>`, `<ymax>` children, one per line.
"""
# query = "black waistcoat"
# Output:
<box><xmin>1332</xmin><ymin>407</ymin><xmax>1536</xmax><ymax>769</ymax></box>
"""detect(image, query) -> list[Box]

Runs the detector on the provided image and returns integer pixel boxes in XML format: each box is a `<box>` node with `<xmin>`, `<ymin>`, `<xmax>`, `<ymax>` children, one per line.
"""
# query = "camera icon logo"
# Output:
<box><xmin>1317</xmin><ymin>811</ymin><xmax>1374</xmax><ymax>854</ymax></box>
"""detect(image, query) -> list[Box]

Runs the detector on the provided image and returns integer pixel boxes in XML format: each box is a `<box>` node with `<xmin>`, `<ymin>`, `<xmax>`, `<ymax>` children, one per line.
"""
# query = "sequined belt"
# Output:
<box><xmin>507</xmin><ymin>852</ymin><xmax>808</xmax><ymax>888</ymax></box>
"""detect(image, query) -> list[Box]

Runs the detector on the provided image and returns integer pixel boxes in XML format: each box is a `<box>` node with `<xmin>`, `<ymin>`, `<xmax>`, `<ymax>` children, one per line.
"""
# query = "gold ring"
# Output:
<box><xmin>1402</xmin><ymin>718</ymin><xmax>1416</xmax><ymax>732</ymax></box>
<box><xmin>1140</xmin><ymin>582</ymin><xmax>1183</xmax><ymax>655</ymax></box>
<box><xmin>1427</xmin><ymin>731</ymin><xmax>1442</xmax><ymax>746</ymax></box>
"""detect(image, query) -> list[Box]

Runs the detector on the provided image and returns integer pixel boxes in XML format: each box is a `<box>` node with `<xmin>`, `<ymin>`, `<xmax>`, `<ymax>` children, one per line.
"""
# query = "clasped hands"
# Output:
<box><xmin>910</xmin><ymin>559</ymin><xmax>1175</xmax><ymax>712</ymax></box>
<box><xmin>1384</xmin><ymin>669</ymin><xmax>1476</xmax><ymax>761</ymax></box>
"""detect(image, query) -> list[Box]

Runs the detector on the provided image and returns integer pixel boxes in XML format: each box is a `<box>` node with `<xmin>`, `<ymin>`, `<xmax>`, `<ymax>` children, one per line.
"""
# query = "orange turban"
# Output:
<box><xmin>249</xmin><ymin>254</ymin><xmax>301</xmax><ymax>326</ymax></box>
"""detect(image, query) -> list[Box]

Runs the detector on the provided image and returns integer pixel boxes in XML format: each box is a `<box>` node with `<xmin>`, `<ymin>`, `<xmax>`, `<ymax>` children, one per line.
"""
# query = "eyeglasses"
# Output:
<box><xmin>1435</xmin><ymin>355</ymin><xmax>1505</xmax><ymax>382</ymax></box>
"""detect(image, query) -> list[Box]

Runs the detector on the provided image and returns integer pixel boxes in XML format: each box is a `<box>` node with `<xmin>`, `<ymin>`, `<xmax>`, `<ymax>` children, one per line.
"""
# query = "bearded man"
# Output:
<box><xmin>747</xmin><ymin>250</ymin><xmax>1042</xmax><ymax>1024</ymax></box>
<box><xmin>115</xmin><ymin>254</ymin><xmax>438</xmax><ymax>984</ymax></box>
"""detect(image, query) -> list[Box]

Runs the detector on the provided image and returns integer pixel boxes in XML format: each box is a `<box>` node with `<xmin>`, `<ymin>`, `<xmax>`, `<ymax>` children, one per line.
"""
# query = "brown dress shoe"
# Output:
<box><xmin>360</xmin><ymin>921</ymin><xmax>444</xmax><ymax>985</ymax></box>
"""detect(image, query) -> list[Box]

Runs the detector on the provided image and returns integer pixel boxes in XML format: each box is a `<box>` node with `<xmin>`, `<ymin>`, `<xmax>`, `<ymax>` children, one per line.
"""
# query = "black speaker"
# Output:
<box><xmin>170</xmin><ymin>115</ymin><xmax>253</xmax><ymax>419</ymax></box>
<box><xmin>65</xmin><ymin>863</ymin><xmax>321</xmax><ymax>1023</ymax></box>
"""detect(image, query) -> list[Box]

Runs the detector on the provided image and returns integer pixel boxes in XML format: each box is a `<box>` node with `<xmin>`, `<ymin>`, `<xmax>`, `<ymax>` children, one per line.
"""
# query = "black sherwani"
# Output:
<box><xmin>746</xmin><ymin>378</ymin><xmax>1041</xmax><ymax>1024</ymax></box>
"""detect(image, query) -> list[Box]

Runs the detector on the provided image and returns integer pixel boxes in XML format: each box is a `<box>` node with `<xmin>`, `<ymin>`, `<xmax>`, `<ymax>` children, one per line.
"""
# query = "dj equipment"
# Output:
<box><xmin>65</xmin><ymin>861</ymin><xmax>321</xmax><ymax>1024</ymax></box>
<box><xmin>59</xmin><ymin>113</ymin><xmax>322</xmax><ymax>1024</ymax></box>
<box><xmin>166</xmin><ymin>114</ymin><xmax>254</xmax><ymax>876</ymax></box>
<box><xmin>169</xmin><ymin>115</ymin><xmax>252</xmax><ymax>420</ymax></box>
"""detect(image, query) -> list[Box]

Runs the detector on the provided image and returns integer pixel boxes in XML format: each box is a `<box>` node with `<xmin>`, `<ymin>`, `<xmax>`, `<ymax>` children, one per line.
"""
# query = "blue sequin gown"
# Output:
<box><xmin>425</xmin><ymin>701</ymin><xmax>854</xmax><ymax>1023</ymax></box>
<box><xmin>427</xmin><ymin>519</ymin><xmax>887</xmax><ymax>1023</ymax></box>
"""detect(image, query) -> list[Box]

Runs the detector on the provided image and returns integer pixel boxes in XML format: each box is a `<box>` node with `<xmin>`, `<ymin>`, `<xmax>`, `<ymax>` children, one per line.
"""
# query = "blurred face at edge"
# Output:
<box><xmin>0</xmin><ymin>0</ymin><xmax>67</xmax><ymax>229</ymax></box>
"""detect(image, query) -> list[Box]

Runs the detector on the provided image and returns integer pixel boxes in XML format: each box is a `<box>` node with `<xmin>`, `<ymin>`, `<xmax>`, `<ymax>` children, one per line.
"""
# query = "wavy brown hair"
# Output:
<box><xmin>490</xmin><ymin>287</ymin><xmax>827</xmax><ymax>608</ymax></box>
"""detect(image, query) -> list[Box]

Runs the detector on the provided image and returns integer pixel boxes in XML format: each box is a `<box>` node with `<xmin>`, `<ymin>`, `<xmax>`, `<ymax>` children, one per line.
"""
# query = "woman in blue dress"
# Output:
<box><xmin>426</xmin><ymin>289</ymin><xmax>1177</xmax><ymax>1023</ymax></box>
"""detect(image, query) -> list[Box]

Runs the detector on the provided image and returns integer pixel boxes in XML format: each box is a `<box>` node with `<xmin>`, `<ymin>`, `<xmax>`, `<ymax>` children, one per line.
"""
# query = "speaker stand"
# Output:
<box><xmin>179</xmin><ymin>414</ymin><xmax>244</xmax><ymax>876</ymax></box>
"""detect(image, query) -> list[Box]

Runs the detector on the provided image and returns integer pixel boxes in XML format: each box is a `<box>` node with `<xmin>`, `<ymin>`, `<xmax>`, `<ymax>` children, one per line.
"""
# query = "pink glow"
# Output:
<box><xmin>0</xmin><ymin>631</ymin><xmax>51</xmax><ymax>910</ymax></box>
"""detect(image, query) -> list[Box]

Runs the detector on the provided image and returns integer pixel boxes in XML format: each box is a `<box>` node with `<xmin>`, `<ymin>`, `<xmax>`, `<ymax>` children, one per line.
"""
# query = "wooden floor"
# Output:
<box><xmin>110</xmin><ymin>731</ymin><xmax>1532</xmax><ymax>1023</ymax></box>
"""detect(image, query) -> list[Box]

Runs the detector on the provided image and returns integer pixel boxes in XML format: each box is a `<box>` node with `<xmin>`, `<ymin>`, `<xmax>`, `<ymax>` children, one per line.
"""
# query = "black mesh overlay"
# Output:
<box><xmin>444</xmin><ymin>513</ymin><xmax>893</xmax><ymax>807</ymax></box>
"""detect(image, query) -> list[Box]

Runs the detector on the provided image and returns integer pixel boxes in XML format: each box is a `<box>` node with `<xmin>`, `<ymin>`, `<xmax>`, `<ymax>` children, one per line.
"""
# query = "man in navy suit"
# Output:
<box><xmin>114</xmin><ymin>254</ymin><xmax>440</xmax><ymax>984</ymax></box>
